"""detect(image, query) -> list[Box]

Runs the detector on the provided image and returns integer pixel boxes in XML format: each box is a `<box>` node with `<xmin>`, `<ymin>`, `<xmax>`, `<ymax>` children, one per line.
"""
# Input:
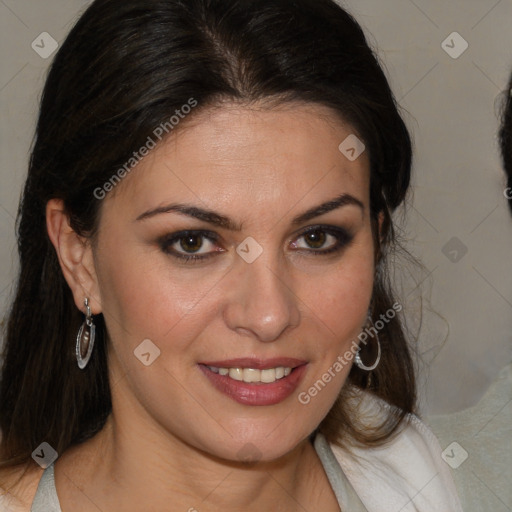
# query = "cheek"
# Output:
<box><xmin>294</xmin><ymin>251</ymin><xmax>374</xmax><ymax>412</ymax></box>
<box><xmin>306</xmin><ymin>270</ymin><xmax>371</xmax><ymax>332</ymax></box>
<box><xmin>300</xmin><ymin>250</ymin><xmax>374</xmax><ymax>346</ymax></box>
<box><xmin>94</xmin><ymin>236</ymin><xmax>224</xmax><ymax>357</ymax></box>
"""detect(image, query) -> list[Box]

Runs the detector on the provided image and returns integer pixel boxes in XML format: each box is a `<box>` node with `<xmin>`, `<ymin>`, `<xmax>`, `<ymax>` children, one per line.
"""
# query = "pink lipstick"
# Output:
<box><xmin>198</xmin><ymin>358</ymin><xmax>308</xmax><ymax>406</ymax></box>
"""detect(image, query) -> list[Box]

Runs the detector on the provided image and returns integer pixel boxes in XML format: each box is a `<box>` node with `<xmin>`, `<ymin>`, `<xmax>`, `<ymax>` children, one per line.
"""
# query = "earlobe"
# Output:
<box><xmin>46</xmin><ymin>199</ymin><xmax>102</xmax><ymax>314</ymax></box>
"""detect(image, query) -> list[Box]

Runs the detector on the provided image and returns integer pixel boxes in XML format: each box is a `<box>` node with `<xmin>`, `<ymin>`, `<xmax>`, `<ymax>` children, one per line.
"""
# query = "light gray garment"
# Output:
<box><xmin>313</xmin><ymin>433</ymin><xmax>369</xmax><ymax>510</ymax></box>
<box><xmin>30</xmin><ymin>463</ymin><xmax>62</xmax><ymax>512</ymax></box>
<box><xmin>30</xmin><ymin>433</ymin><xmax>367</xmax><ymax>511</ymax></box>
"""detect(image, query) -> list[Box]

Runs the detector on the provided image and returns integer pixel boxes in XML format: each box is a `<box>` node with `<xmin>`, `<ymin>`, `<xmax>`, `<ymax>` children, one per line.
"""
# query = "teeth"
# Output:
<box><xmin>207</xmin><ymin>366</ymin><xmax>293</xmax><ymax>383</ymax></box>
<box><xmin>243</xmin><ymin>368</ymin><xmax>260</xmax><ymax>383</ymax></box>
<box><xmin>229</xmin><ymin>368</ymin><xmax>243</xmax><ymax>381</ymax></box>
<box><xmin>260</xmin><ymin>369</ymin><xmax>276</xmax><ymax>383</ymax></box>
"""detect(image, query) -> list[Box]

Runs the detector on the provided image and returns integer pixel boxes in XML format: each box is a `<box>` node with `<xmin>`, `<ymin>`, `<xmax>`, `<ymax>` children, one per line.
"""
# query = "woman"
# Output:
<box><xmin>0</xmin><ymin>0</ymin><xmax>462</xmax><ymax>510</ymax></box>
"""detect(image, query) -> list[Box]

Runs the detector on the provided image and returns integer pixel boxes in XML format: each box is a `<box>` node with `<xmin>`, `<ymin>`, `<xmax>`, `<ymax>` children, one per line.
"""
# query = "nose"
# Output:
<box><xmin>223</xmin><ymin>257</ymin><xmax>301</xmax><ymax>342</ymax></box>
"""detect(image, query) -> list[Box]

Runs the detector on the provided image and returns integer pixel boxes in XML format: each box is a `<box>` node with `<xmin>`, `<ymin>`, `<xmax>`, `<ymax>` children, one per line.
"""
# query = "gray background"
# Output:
<box><xmin>0</xmin><ymin>0</ymin><xmax>511</xmax><ymax>416</ymax></box>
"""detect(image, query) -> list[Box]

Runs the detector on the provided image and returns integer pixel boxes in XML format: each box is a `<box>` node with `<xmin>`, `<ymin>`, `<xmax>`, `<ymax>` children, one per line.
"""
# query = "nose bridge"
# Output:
<box><xmin>224</xmin><ymin>251</ymin><xmax>300</xmax><ymax>342</ymax></box>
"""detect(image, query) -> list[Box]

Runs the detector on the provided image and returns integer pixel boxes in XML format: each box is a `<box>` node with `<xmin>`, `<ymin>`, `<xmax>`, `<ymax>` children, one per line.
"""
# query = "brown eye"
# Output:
<box><xmin>179</xmin><ymin>234</ymin><xmax>203</xmax><ymax>253</ymax></box>
<box><xmin>303</xmin><ymin>230</ymin><xmax>326</xmax><ymax>249</ymax></box>
<box><xmin>290</xmin><ymin>225</ymin><xmax>353</xmax><ymax>255</ymax></box>
<box><xmin>159</xmin><ymin>230</ymin><xmax>222</xmax><ymax>262</ymax></box>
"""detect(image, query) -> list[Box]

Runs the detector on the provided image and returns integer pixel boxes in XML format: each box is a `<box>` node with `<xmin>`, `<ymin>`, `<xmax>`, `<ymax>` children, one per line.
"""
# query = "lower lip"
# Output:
<box><xmin>199</xmin><ymin>364</ymin><xmax>308</xmax><ymax>406</ymax></box>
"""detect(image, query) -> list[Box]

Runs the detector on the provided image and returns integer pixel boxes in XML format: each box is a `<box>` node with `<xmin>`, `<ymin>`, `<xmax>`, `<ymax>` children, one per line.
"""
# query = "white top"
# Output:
<box><xmin>22</xmin><ymin>391</ymin><xmax>464</xmax><ymax>511</ymax></box>
<box><xmin>329</xmin><ymin>415</ymin><xmax>463</xmax><ymax>511</ymax></box>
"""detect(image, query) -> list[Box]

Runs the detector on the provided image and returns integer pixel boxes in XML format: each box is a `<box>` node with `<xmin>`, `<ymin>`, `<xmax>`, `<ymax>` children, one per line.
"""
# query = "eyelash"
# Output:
<box><xmin>157</xmin><ymin>225</ymin><xmax>353</xmax><ymax>263</ymax></box>
<box><xmin>158</xmin><ymin>230</ymin><xmax>221</xmax><ymax>262</ymax></box>
<box><xmin>295</xmin><ymin>225</ymin><xmax>353</xmax><ymax>257</ymax></box>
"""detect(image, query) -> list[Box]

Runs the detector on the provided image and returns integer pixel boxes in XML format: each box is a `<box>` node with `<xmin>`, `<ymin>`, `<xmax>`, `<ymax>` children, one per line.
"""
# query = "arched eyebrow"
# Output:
<box><xmin>135</xmin><ymin>204</ymin><xmax>242</xmax><ymax>230</ymax></box>
<box><xmin>290</xmin><ymin>193</ymin><xmax>364</xmax><ymax>225</ymax></box>
<box><xmin>135</xmin><ymin>193</ymin><xmax>364</xmax><ymax>229</ymax></box>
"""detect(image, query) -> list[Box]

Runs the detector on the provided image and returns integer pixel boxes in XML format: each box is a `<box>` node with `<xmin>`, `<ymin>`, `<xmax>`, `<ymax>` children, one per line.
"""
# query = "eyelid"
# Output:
<box><xmin>159</xmin><ymin>229</ymin><xmax>220</xmax><ymax>244</ymax></box>
<box><xmin>293</xmin><ymin>223</ymin><xmax>351</xmax><ymax>239</ymax></box>
<box><xmin>157</xmin><ymin>224</ymin><xmax>353</xmax><ymax>264</ymax></box>
<box><xmin>158</xmin><ymin>229</ymin><xmax>223</xmax><ymax>261</ymax></box>
<box><xmin>290</xmin><ymin>224</ymin><xmax>353</xmax><ymax>252</ymax></box>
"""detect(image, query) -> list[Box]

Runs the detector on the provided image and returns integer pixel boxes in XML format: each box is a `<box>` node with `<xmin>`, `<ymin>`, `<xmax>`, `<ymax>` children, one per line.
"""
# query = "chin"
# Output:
<box><xmin>190</xmin><ymin>417</ymin><xmax>316</xmax><ymax>466</ymax></box>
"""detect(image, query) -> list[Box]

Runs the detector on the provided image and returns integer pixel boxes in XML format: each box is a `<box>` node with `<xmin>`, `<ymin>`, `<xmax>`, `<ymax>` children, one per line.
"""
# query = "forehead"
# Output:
<box><xmin>103</xmin><ymin>101</ymin><xmax>370</xmax><ymax>219</ymax></box>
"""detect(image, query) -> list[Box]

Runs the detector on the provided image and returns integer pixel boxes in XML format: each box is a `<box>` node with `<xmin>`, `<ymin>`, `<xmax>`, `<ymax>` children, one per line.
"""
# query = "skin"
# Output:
<box><xmin>38</xmin><ymin>101</ymin><xmax>377</xmax><ymax>511</ymax></box>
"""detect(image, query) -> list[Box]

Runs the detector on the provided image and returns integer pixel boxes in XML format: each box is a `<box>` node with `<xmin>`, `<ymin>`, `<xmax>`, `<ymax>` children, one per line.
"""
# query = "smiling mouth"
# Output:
<box><xmin>199</xmin><ymin>357</ymin><xmax>307</xmax><ymax>384</ymax></box>
<box><xmin>198</xmin><ymin>359</ymin><xmax>308</xmax><ymax>405</ymax></box>
<box><xmin>205</xmin><ymin>365</ymin><xmax>292</xmax><ymax>384</ymax></box>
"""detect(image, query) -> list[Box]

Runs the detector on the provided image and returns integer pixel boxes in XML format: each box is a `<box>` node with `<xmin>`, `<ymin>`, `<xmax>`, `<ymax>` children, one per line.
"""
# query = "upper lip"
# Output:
<box><xmin>199</xmin><ymin>358</ymin><xmax>307</xmax><ymax>370</ymax></box>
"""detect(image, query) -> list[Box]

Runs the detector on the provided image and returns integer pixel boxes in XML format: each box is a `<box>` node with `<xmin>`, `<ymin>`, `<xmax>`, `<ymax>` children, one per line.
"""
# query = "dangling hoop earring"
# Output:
<box><xmin>76</xmin><ymin>298</ymin><xmax>96</xmax><ymax>369</ymax></box>
<box><xmin>355</xmin><ymin>313</ymin><xmax>381</xmax><ymax>371</ymax></box>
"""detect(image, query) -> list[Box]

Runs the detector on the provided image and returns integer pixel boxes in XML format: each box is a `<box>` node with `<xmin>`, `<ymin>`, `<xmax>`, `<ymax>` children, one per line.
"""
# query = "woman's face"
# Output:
<box><xmin>91</xmin><ymin>102</ymin><xmax>375</xmax><ymax>462</ymax></box>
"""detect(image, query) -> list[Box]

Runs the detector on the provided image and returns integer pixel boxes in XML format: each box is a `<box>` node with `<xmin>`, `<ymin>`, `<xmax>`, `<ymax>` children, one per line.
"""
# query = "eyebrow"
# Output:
<box><xmin>291</xmin><ymin>193</ymin><xmax>364</xmax><ymax>225</ymax></box>
<box><xmin>135</xmin><ymin>193</ymin><xmax>364</xmax><ymax>229</ymax></box>
<box><xmin>135</xmin><ymin>204</ymin><xmax>242</xmax><ymax>230</ymax></box>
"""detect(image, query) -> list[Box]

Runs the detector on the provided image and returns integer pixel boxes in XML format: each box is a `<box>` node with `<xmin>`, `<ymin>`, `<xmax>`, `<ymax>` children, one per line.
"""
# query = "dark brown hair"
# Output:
<box><xmin>500</xmin><ymin>71</ymin><xmax>512</xmax><ymax>213</ymax></box>
<box><xmin>0</xmin><ymin>0</ymin><xmax>414</xmax><ymax>473</ymax></box>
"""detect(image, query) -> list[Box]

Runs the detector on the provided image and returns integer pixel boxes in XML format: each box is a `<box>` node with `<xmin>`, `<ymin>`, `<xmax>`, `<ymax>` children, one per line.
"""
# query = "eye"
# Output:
<box><xmin>299</xmin><ymin>229</ymin><xmax>330</xmax><ymax>249</ymax></box>
<box><xmin>176</xmin><ymin>233</ymin><xmax>210</xmax><ymax>253</ymax></box>
<box><xmin>290</xmin><ymin>225</ymin><xmax>352</xmax><ymax>255</ymax></box>
<box><xmin>158</xmin><ymin>230</ymin><xmax>222</xmax><ymax>261</ymax></box>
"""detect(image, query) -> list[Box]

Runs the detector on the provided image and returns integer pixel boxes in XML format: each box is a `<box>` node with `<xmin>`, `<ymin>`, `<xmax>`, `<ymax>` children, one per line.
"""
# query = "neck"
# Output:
<box><xmin>56</xmin><ymin>407</ymin><xmax>327</xmax><ymax>512</ymax></box>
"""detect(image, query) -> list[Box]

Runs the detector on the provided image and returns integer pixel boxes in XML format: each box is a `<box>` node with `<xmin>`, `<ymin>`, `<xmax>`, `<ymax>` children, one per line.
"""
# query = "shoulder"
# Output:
<box><xmin>0</xmin><ymin>464</ymin><xmax>43</xmax><ymax>512</ymax></box>
<box><xmin>330</xmin><ymin>391</ymin><xmax>463</xmax><ymax>512</ymax></box>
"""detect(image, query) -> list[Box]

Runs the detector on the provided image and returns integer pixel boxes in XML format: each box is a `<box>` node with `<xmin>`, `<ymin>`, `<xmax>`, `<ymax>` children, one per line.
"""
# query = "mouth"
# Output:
<box><xmin>198</xmin><ymin>358</ymin><xmax>308</xmax><ymax>406</ymax></box>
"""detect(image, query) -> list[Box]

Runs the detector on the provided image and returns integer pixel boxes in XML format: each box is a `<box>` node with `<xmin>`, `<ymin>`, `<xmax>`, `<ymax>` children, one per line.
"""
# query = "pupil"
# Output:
<box><xmin>306</xmin><ymin>230</ymin><xmax>326</xmax><ymax>248</ymax></box>
<box><xmin>180</xmin><ymin>235</ymin><xmax>203</xmax><ymax>252</ymax></box>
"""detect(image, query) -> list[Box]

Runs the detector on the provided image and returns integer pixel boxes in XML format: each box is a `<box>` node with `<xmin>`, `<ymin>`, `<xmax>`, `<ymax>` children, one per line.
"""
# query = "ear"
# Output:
<box><xmin>46</xmin><ymin>199</ymin><xmax>102</xmax><ymax>315</ymax></box>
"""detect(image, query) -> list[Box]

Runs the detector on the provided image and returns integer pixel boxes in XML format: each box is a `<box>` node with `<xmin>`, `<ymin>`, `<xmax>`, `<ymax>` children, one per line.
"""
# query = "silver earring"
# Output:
<box><xmin>76</xmin><ymin>298</ymin><xmax>96</xmax><ymax>369</ymax></box>
<box><xmin>355</xmin><ymin>314</ymin><xmax>381</xmax><ymax>371</ymax></box>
